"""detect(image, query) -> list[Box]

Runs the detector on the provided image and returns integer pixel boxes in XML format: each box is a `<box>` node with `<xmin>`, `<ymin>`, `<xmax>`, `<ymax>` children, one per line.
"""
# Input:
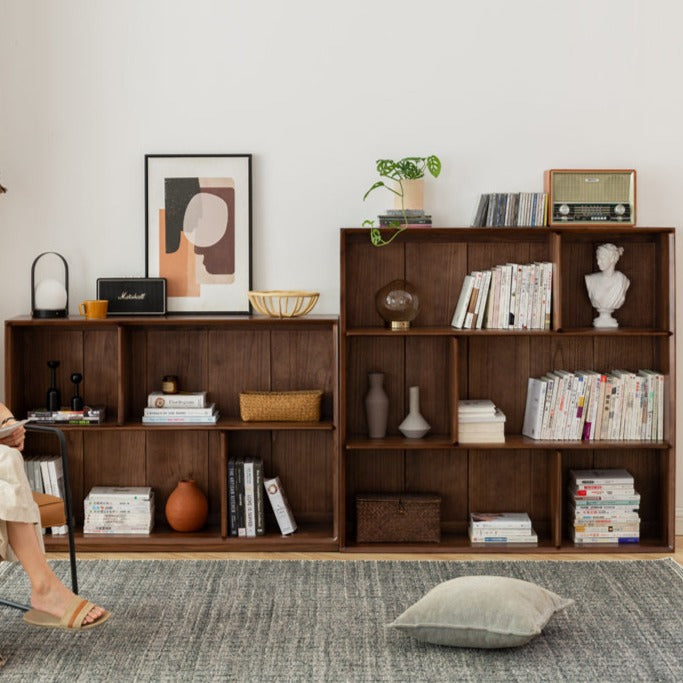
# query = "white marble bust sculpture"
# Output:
<box><xmin>584</xmin><ymin>243</ymin><xmax>630</xmax><ymax>328</ymax></box>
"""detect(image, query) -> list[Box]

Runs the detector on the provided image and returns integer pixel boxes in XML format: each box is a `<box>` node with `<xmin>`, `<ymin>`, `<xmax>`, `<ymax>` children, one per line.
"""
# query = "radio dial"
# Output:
<box><xmin>559</xmin><ymin>204</ymin><xmax>570</xmax><ymax>216</ymax></box>
<box><xmin>614</xmin><ymin>204</ymin><xmax>626</xmax><ymax>216</ymax></box>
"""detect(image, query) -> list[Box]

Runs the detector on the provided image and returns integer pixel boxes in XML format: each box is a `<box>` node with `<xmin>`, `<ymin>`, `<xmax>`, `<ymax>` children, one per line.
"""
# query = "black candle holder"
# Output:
<box><xmin>47</xmin><ymin>360</ymin><xmax>61</xmax><ymax>411</ymax></box>
<box><xmin>70</xmin><ymin>372</ymin><xmax>83</xmax><ymax>410</ymax></box>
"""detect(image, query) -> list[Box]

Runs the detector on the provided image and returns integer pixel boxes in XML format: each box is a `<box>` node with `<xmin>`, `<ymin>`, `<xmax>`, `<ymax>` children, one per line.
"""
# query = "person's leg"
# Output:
<box><xmin>6</xmin><ymin>519</ymin><xmax>105</xmax><ymax>625</ymax></box>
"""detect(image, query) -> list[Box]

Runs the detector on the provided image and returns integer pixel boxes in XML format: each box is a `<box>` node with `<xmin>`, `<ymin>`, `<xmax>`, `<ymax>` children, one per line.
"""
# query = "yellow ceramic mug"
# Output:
<box><xmin>79</xmin><ymin>299</ymin><xmax>108</xmax><ymax>319</ymax></box>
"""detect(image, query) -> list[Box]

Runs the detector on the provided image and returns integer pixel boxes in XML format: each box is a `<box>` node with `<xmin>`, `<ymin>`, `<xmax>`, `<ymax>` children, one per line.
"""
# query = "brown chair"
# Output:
<box><xmin>0</xmin><ymin>424</ymin><xmax>78</xmax><ymax>612</ymax></box>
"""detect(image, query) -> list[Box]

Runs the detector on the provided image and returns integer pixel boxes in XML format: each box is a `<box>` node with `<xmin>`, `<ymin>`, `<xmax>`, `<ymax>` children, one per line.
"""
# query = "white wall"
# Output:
<box><xmin>1</xmin><ymin>0</ymin><xmax>682</xmax><ymax>527</ymax></box>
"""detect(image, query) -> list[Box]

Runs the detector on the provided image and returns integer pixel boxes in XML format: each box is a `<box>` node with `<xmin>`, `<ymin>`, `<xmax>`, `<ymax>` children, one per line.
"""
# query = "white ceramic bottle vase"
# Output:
<box><xmin>365</xmin><ymin>372</ymin><xmax>389</xmax><ymax>438</ymax></box>
<box><xmin>399</xmin><ymin>385</ymin><xmax>430</xmax><ymax>439</ymax></box>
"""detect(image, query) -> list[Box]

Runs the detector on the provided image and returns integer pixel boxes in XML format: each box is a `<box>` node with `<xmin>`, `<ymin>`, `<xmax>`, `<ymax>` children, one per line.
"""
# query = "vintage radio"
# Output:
<box><xmin>96</xmin><ymin>278</ymin><xmax>166</xmax><ymax>315</ymax></box>
<box><xmin>544</xmin><ymin>169</ymin><xmax>636</xmax><ymax>226</ymax></box>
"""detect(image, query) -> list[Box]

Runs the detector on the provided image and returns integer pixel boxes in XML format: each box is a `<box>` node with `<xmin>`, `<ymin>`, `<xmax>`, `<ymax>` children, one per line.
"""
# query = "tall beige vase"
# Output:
<box><xmin>394</xmin><ymin>178</ymin><xmax>424</xmax><ymax>211</ymax></box>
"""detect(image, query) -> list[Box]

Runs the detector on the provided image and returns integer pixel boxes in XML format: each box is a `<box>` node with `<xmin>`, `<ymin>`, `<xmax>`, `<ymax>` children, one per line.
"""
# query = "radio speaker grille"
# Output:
<box><xmin>552</xmin><ymin>171</ymin><xmax>634</xmax><ymax>203</ymax></box>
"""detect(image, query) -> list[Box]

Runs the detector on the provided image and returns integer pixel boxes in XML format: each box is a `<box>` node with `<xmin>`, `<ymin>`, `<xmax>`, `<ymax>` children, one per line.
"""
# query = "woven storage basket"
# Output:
<box><xmin>356</xmin><ymin>493</ymin><xmax>441</xmax><ymax>543</ymax></box>
<box><xmin>239</xmin><ymin>390</ymin><xmax>323</xmax><ymax>422</ymax></box>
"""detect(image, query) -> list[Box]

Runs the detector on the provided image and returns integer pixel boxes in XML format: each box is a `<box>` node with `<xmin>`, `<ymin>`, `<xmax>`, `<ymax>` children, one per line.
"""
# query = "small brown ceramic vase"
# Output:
<box><xmin>165</xmin><ymin>479</ymin><xmax>209</xmax><ymax>532</ymax></box>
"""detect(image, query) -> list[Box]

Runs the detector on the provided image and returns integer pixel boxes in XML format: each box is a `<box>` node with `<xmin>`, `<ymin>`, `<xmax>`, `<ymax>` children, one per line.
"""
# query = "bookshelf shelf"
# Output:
<box><xmin>6</xmin><ymin>315</ymin><xmax>339</xmax><ymax>552</ymax></box>
<box><xmin>339</xmin><ymin>227</ymin><xmax>676</xmax><ymax>553</ymax></box>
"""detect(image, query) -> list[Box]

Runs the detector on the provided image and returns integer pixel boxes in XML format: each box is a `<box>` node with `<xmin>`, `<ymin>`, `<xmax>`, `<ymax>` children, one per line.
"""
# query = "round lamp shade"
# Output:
<box><xmin>34</xmin><ymin>278</ymin><xmax>68</xmax><ymax>310</ymax></box>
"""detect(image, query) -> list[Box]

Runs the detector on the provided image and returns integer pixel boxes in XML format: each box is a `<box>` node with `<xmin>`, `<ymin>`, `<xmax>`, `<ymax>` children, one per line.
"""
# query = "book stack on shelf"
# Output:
<box><xmin>522</xmin><ymin>369</ymin><xmax>664</xmax><ymax>441</ymax></box>
<box><xmin>458</xmin><ymin>399</ymin><xmax>506</xmax><ymax>443</ymax></box>
<box><xmin>451</xmin><ymin>261</ymin><xmax>552</xmax><ymax>330</ymax></box>
<box><xmin>27</xmin><ymin>405</ymin><xmax>106</xmax><ymax>425</ymax></box>
<box><xmin>143</xmin><ymin>391</ymin><xmax>219</xmax><ymax>424</ymax></box>
<box><xmin>378</xmin><ymin>209</ymin><xmax>432</xmax><ymax>228</ymax></box>
<box><xmin>23</xmin><ymin>455</ymin><xmax>68</xmax><ymax>535</ymax></box>
<box><xmin>468</xmin><ymin>512</ymin><xmax>538</xmax><ymax>546</ymax></box>
<box><xmin>568</xmin><ymin>470</ymin><xmax>640</xmax><ymax>545</ymax></box>
<box><xmin>83</xmin><ymin>486</ymin><xmax>155</xmax><ymax>535</ymax></box>
<box><xmin>471</xmin><ymin>192</ymin><xmax>547</xmax><ymax>227</ymax></box>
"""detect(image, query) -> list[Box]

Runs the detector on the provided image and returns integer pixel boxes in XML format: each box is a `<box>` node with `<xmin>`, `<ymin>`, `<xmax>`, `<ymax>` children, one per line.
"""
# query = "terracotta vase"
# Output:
<box><xmin>365</xmin><ymin>372</ymin><xmax>389</xmax><ymax>438</ymax></box>
<box><xmin>165</xmin><ymin>479</ymin><xmax>209</xmax><ymax>532</ymax></box>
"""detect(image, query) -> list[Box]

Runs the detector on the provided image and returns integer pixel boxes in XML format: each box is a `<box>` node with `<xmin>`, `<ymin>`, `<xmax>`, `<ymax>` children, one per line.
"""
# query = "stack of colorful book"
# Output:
<box><xmin>568</xmin><ymin>469</ymin><xmax>640</xmax><ymax>545</ymax></box>
<box><xmin>143</xmin><ymin>391</ymin><xmax>219</xmax><ymax>424</ymax></box>
<box><xmin>458</xmin><ymin>399</ymin><xmax>506</xmax><ymax>443</ymax></box>
<box><xmin>468</xmin><ymin>512</ymin><xmax>538</xmax><ymax>546</ymax></box>
<box><xmin>83</xmin><ymin>486</ymin><xmax>155</xmax><ymax>535</ymax></box>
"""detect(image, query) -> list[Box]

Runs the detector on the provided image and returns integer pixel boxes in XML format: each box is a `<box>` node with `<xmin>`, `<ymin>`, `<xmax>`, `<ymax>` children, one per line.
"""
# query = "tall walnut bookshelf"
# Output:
<box><xmin>5</xmin><ymin>315</ymin><xmax>339</xmax><ymax>552</ymax></box>
<box><xmin>340</xmin><ymin>227</ymin><xmax>675</xmax><ymax>554</ymax></box>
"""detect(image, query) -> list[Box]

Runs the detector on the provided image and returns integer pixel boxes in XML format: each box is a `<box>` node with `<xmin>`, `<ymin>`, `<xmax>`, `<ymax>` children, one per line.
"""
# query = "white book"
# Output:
<box><xmin>147</xmin><ymin>391</ymin><xmax>207</xmax><ymax>408</ymax></box>
<box><xmin>474</xmin><ymin>270</ymin><xmax>492</xmax><ymax>329</ymax></box>
<box><xmin>487</xmin><ymin>266</ymin><xmax>502</xmax><ymax>329</ymax></box>
<box><xmin>522</xmin><ymin>377</ymin><xmax>548</xmax><ymax>440</ymax></box>
<box><xmin>464</xmin><ymin>271</ymin><xmax>483</xmax><ymax>329</ymax></box>
<box><xmin>264</xmin><ymin>476</ymin><xmax>297</xmax><ymax>536</ymax></box>
<box><xmin>539</xmin><ymin>374</ymin><xmax>556</xmax><ymax>440</ymax></box>
<box><xmin>244</xmin><ymin>456</ymin><xmax>256</xmax><ymax>537</ymax></box>
<box><xmin>87</xmin><ymin>486</ymin><xmax>153</xmax><ymax>501</ymax></box>
<box><xmin>570</xmin><ymin>373</ymin><xmax>587</xmax><ymax>440</ymax></box>
<box><xmin>469</xmin><ymin>511</ymin><xmax>532</xmax><ymax>529</ymax></box>
<box><xmin>543</xmin><ymin>261</ymin><xmax>553</xmax><ymax>330</ymax></box>
<box><xmin>142</xmin><ymin>414</ymin><xmax>219</xmax><ymax>424</ymax></box>
<box><xmin>507</xmin><ymin>263</ymin><xmax>520</xmax><ymax>329</ymax></box>
<box><xmin>143</xmin><ymin>404</ymin><xmax>216</xmax><ymax>417</ymax></box>
<box><xmin>458</xmin><ymin>399</ymin><xmax>496</xmax><ymax>416</ymax></box>
<box><xmin>637</xmin><ymin>370</ymin><xmax>654</xmax><ymax>440</ymax></box>
<box><xmin>451</xmin><ymin>275</ymin><xmax>474</xmax><ymax>328</ymax></box>
<box><xmin>516</xmin><ymin>264</ymin><xmax>530</xmax><ymax>330</ymax></box>
<box><xmin>498</xmin><ymin>265</ymin><xmax>513</xmax><ymax>329</ymax></box>
<box><xmin>569</xmin><ymin>469</ymin><xmax>634</xmax><ymax>485</ymax></box>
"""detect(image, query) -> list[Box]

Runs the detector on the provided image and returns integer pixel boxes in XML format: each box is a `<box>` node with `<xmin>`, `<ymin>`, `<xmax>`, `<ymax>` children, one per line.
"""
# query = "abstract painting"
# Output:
<box><xmin>145</xmin><ymin>154</ymin><xmax>252</xmax><ymax>313</ymax></box>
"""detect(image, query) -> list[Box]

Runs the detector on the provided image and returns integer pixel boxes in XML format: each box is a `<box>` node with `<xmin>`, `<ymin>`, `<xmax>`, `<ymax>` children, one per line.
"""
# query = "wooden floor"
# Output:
<box><xmin>48</xmin><ymin>537</ymin><xmax>683</xmax><ymax>563</ymax></box>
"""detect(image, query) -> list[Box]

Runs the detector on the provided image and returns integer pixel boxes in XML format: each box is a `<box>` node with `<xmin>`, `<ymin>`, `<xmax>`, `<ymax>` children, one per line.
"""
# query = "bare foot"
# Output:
<box><xmin>31</xmin><ymin>577</ymin><xmax>106</xmax><ymax>625</ymax></box>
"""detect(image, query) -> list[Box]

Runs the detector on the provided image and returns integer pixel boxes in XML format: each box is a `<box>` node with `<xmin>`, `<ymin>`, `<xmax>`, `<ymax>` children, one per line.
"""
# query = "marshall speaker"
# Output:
<box><xmin>544</xmin><ymin>169</ymin><xmax>636</xmax><ymax>226</ymax></box>
<box><xmin>96</xmin><ymin>278</ymin><xmax>166</xmax><ymax>315</ymax></box>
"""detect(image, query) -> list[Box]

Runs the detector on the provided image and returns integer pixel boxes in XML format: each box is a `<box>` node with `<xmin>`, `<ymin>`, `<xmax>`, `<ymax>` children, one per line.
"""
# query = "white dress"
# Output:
<box><xmin>0</xmin><ymin>445</ymin><xmax>43</xmax><ymax>561</ymax></box>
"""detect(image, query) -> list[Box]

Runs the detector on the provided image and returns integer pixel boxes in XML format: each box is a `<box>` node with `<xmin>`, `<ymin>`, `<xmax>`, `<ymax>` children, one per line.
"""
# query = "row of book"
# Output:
<box><xmin>458</xmin><ymin>399</ymin><xmax>506</xmax><ymax>443</ymax></box>
<box><xmin>84</xmin><ymin>486</ymin><xmax>155</xmax><ymax>535</ymax></box>
<box><xmin>468</xmin><ymin>512</ymin><xmax>538</xmax><ymax>546</ymax></box>
<box><xmin>27</xmin><ymin>406</ymin><xmax>106</xmax><ymax>424</ymax></box>
<box><xmin>569</xmin><ymin>469</ymin><xmax>640</xmax><ymax>545</ymax></box>
<box><xmin>451</xmin><ymin>261</ymin><xmax>553</xmax><ymax>330</ymax></box>
<box><xmin>227</xmin><ymin>457</ymin><xmax>297</xmax><ymax>537</ymax></box>
<box><xmin>523</xmin><ymin>369</ymin><xmax>664</xmax><ymax>442</ymax></box>
<box><xmin>23</xmin><ymin>455</ymin><xmax>68</xmax><ymax>534</ymax></box>
<box><xmin>377</xmin><ymin>209</ymin><xmax>432</xmax><ymax>228</ymax></box>
<box><xmin>143</xmin><ymin>391</ymin><xmax>219</xmax><ymax>424</ymax></box>
<box><xmin>471</xmin><ymin>192</ymin><xmax>548</xmax><ymax>228</ymax></box>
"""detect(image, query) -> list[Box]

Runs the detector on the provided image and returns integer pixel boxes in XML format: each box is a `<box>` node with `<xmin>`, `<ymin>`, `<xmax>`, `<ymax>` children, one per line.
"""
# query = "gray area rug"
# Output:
<box><xmin>0</xmin><ymin>558</ymin><xmax>682</xmax><ymax>681</ymax></box>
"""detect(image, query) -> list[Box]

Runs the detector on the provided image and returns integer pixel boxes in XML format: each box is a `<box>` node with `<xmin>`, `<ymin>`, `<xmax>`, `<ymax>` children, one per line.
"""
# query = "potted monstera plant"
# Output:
<box><xmin>363</xmin><ymin>155</ymin><xmax>442</xmax><ymax>246</ymax></box>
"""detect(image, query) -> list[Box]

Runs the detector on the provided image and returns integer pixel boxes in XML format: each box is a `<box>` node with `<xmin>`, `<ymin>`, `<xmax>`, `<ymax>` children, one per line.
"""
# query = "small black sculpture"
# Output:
<box><xmin>70</xmin><ymin>372</ymin><xmax>84</xmax><ymax>410</ymax></box>
<box><xmin>46</xmin><ymin>360</ymin><xmax>61</xmax><ymax>411</ymax></box>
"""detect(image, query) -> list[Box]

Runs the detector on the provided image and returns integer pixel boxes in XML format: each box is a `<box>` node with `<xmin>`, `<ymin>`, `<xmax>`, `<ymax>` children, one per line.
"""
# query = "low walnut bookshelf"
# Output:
<box><xmin>340</xmin><ymin>227</ymin><xmax>675</xmax><ymax>554</ymax></box>
<box><xmin>5</xmin><ymin>315</ymin><xmax>339</xmax><ymax>552</ymax></box>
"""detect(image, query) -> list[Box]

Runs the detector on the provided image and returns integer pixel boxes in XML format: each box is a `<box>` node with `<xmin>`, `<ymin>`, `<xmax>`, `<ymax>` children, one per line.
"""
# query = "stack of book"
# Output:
<box><xmin>468</xmin><ymin>512</ymin><xmax>538</xmax><ymax>546</ymax></box>
<box><xmin>568</xmin><ymin>469</ymin><xmax>640</xmax><ymax>545</ymax></box>
<box><xmin>458</xmin><ymin>399</ymin><xmax>506</xmax><ymax>443</ymax></box>
<box><xmin>83</xmin><ymin>486</ymin><xmax>155</xmax><ymax>535</ymax></box>
<box><xmin>471</xmin><ymin>192</ymin><xmax>547</xmax><ymax>227</ymax></box>
<box><xmin>143</xmin><ymin>391</ymin><xmax>219</xmax><ymax>424</ymax></box>
<box><xmin>378</xmin><ymin>209</ymin><xmax>432</xmax><ymax>228</ymax></box>
<box><xmin>23</xmin><ymin>454</ymin><xmax>68</xmax><ymax>535</ymax></box>
<box><xmin>522</xmin><ymin>368</ymin><xmax>664</xmax><ymax>441</ymax></box>
<box><xmin>451</xmin><ymin>261</ymin><xmax>553</xmax><ymax>330</ymax></box>
<box><xmin>27</xmin><ymin>406</ymin><xmax>106</xmax><ymax>424</ymax></box>
<box><xmin>227</xmin><ymin>456</ymin><xmax>265</xmax><ymax>537</ymax></box>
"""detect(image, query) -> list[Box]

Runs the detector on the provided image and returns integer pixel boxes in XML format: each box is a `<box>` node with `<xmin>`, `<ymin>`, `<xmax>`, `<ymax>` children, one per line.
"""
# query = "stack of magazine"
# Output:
<box><xmin>568</xmin><ymin>469</ymin><xmax>640</xmax><ymax>545</ymax></box>
<box><xmin>468</xmin><ymin>512</ymin><xmax>538</xmax><ymax>546</ymax></box>
<box><xmin>458</xmin><ymin>399</ymin><xmax>506</xmax><ymax>443</ymax></box>
<box><xmin>143</xmin><ymin>391</ymin><xmax>219</xmax><ymax>424</ymax></box>
<box><xmin>83</xmin><ymin>486</ymin><xmax>155</xmax><ymax>535</ymax></box>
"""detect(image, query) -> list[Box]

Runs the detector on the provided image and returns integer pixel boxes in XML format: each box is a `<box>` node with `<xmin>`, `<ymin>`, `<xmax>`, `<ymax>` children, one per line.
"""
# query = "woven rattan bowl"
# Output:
<box><xmin>248</xmin><ymin>290</ymin><xmax>319</xmax><ymax>318</ymax></box>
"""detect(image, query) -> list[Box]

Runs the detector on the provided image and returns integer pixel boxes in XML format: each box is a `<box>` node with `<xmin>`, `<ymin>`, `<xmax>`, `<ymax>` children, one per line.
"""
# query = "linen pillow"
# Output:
<box><xmin>388</xmin><ymin>575</ymin><xmax>573</xmax><ymax>649</ymax></box>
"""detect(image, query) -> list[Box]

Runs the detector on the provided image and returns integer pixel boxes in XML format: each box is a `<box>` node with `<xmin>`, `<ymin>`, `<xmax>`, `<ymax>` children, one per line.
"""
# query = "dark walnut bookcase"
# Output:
<box><xmin>5</xmin><ymin>315</ymin><xmax>339</xmax><ymax>552</ymax></box>
<box><xmin>340</xmin><ymin>227</ymin><xmax>675</xmax><ymax>553</ymax></box>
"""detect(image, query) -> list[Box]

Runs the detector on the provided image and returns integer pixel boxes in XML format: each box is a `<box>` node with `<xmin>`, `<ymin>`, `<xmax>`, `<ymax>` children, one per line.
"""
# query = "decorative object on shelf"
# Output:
<box><xmin>356</xmin><ymin>493</ymin><xmax>441</xmax><ymax>543</ymax></box>
<box><xmin>96</xmin><ymin>277</ymin><xmax>167</xmax><ymax>315</ymax></box>
<box><xmin>31</xmin><ymin>252</ymin><xmax>69</xmax><ymax>318</ymax></box>
<box><xmin>248</xmin><ymin>290</ymin><xmax>319</xmax><ymax>318</ymax></box>
<box><xmin>365</xmin><ymin>372</ymin><xmax>389</xmax><ymax>438</ymax></box>
<box><xmin>161</xmin><ymin>375</ymin><xmax>179</xmax><ymax>394</ymax></box>
<box><xmin>70</xmin><ymin>373</ymin><xmax>84</xmax><ymax>410</ymax></box>
<box><xmin>362</xmin><ymin>155</ymin><xmax>442</xmax><ymax>246</ymax></box>
<box><xmin>78</xmin><ymin>299</ymin><xmax>108</xmax><ymax>320</ymax></box>
<box><xmin>584</xmin><ymin>243</ymin><xmax>630</xmax><ymax>328</ymax></box>
<box><xmin>145</xmin><ymin>154</ymin><xmax>252</xmax><ymax>314</ymax></box>
<box><xmin>375</xmin><ymin>279</ymin><xmax>420</xmax><ymax>330</ymax></box>
<box><xmin>398</xmin><ymin>386</ymin><xmax>430</xmax><ymax>439</ymax></box>
<box><xmin>46</xmin><ymin>360</ymin><xmax>61</xmax><ymax>412</ymax></box>
<box><xmin>239</xmin><ymin>390</ymin><xmax>322</xmax><ymax>422</ymax></box>
<box><xmin>164</xmin><ymin>479</ymin><xmax>209</xmax><ymax>532</ymax></box>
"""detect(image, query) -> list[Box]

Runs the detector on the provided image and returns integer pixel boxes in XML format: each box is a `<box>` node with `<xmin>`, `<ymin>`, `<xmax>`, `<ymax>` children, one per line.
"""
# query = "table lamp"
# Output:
<box><xmin>31</xmin><ymin>252</ymin><xmax>69</xmax><ymax>318</ymax></box>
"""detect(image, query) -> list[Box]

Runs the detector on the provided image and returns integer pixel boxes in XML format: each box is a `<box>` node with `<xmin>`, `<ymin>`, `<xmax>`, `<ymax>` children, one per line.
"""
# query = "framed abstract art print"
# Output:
<box><xmin>145</xmin><ymin>154</ymin><xmax>252</xmax><ymax>314</ymax></box>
